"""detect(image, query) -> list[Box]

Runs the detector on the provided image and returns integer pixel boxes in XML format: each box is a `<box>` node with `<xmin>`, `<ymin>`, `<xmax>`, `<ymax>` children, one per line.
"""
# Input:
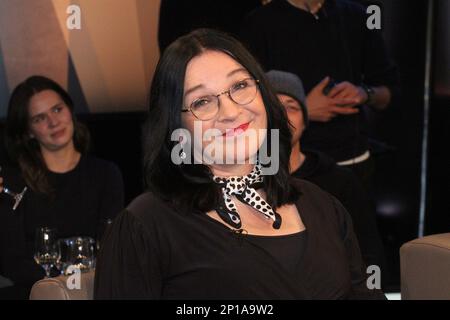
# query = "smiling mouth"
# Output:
<box><xmin>223</xmin><ymin>122</ymin><xmax>250</xmax><ymax>137</ymax></box>
<box><xmin>51</xmin><ymin>128</ymin><xmax>65</xmax><ymax>139</ymax></box>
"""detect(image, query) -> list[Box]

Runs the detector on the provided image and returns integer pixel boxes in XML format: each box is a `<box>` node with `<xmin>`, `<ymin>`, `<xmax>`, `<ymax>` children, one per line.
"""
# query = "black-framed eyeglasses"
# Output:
<box><xmin>182</xmin><ymin>78</ymin><xmax>260</xmax><ymax>121</ymax></box>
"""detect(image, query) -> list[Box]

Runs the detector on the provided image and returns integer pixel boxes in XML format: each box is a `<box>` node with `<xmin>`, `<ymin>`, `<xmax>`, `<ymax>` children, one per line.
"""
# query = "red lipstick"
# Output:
<box><xmin>223</xmin><ymin>122</ymin><xmax>250</xmax><ymax>137</ymax></box>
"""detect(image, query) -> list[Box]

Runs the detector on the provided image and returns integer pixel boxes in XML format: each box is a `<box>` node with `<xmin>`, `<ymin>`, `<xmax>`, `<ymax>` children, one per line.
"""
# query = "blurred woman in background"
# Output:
<box><xmin>0</xmin><ymin>76</ymin><xmax>124</xmax><ymax>299</ymax></box>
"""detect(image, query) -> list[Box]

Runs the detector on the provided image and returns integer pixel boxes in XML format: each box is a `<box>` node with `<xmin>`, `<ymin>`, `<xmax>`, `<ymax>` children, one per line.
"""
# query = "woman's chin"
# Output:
<box><xmin>199</xmin><ymin>150</ymin><xmax>258</xmax><ymax>166</ymax></box>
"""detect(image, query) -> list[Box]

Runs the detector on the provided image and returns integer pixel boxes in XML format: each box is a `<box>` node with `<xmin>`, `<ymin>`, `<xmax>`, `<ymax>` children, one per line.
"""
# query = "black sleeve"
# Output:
<box><xmin>0</xmin><ymin>167</ymin><xmax>45</xmax><ymax>288</ymax></box>
<box><xmin>337</xmin><ymin>173</ymin><xmax>386</xmax><ymax>278</ymax></box>
<box><xmin>98</xmin><ymin>162</ymin><xmax>124</xmax><ymax>221</ymax></box>
<box><xmin>331</xmin><ymin>196</ymin><xmax>386</xmax><ymax>300</ymax></box>
<box><xmin>94</xmin><ymin>209</ymin><xmax>163</xmax><ymax>299</ymax></box>
<box><xmin>1</xmin><ymin>204</ymin><xmax>45</xmax><ymax>288</ymax></box>
<box><xmin>361</xmin><ymin>19</ymin><xmax>399</xmax><ymax>102</ymax></box>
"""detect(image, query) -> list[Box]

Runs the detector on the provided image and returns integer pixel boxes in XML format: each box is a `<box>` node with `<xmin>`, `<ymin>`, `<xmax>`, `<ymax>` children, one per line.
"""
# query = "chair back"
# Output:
<box><xmin>29</xmin><ymin>270</ymin><xmax>94</xmax><ymax>300</ymax></box>
<box><xmin>400</xmin><ymin>233</ymin><xmax>450</xmax><ymax>300</ymax></box>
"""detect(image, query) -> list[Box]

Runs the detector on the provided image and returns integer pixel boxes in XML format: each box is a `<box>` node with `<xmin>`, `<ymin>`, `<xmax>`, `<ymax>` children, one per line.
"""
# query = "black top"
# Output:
<box><xmin>245</xmin><ymin>231</ymin><xmax>307</xmax><ymax>275</ymax></box>
<box><xmin>240</xmin><ymin>0</ymin><xmax>398</xmax><ymax>161</ymax></box>
<box><xmin>94</xmin><ymin>178</ymin><xmax>385</xmax><ymax>300</ymax></box>
<box><xmin>292</xmin><ymin>150</ymin><xmax>386</xmax><ymax>277</ymax></box>
<box><xmin>0</xmin><ymin>155</ymin><xmax>124</xmax><ymax>296</ymax></box>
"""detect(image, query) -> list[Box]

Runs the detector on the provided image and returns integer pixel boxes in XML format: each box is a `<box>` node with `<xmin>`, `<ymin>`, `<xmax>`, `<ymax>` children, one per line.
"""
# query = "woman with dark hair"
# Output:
<box><xmin>4</xmin><ymin>76</ymin><xmax>90</xmax><ymax>194</ymax></box>
<box><xmin>0</xmin><ymin>76</ymin><xmax>124</xmax><ymax>299</ymax></box>
<box><xmin>95</xmin><ymin>29</ymin><xmax>385</xmax><ymax>299</ymax></box>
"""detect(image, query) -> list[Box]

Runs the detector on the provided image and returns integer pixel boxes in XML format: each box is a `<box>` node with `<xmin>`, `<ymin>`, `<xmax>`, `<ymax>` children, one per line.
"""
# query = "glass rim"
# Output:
<box><xmin>36</xmin><ymin>226</ymin><xmax>58</xmax><ymax>233</ymax></box>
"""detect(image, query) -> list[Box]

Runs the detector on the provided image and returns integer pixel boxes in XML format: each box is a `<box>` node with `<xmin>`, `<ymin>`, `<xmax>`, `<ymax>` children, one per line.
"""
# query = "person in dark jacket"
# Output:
<box><xmin>266</xmin><ymin>70</ymin><xmax>387</xmax><ymax>286</ymax></box>
<box><xmin>241</xmin><ymin>0</ymin><xmax>399</xmax><ymax>189</ymax></box>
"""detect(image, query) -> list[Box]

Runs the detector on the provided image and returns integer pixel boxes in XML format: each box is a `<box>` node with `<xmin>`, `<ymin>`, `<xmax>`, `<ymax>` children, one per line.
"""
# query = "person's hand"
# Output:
<box><xmin>306</xmin><ymin>77</ymin><xmax>360</xmax><ymax>122</ymax></box>
<box><xmin>328</xmin><ymin>81</ymin><xmax>368</xmax><ymax>108</ymax></box>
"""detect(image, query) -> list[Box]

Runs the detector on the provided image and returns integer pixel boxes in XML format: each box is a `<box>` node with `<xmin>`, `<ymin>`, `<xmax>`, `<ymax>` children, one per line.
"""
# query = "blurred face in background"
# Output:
<box><xmin>277</xmin><ymin>94</ymin><xmax>305</xmax><ymax>146</ymax></box>
<box><xmin>28</xmin><ymin>90</ymin><xmax>75</xmax><ymax>153</ymax></box>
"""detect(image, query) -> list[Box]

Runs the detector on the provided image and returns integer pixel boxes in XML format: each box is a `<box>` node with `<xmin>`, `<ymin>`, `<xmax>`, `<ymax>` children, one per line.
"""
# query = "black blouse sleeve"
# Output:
<box><xmin>1</xmin><ymin>212</ymin><xmax>45</xmax><ymax>287</ymax></box>
<box><xmin>0</xmin><ymin>167</ymin><xmax>45</xmax><ymax>287</ymax></box>
<box><xmin>331</xmin><ymin>196</ymin><xmax>386</xmax><ymax>300</ymax></box>
<box><xmin>361</xmin><ymin>15</ymin><xmax>399</xmax><ymax>105</ymax></box>
<box><xmin>337</xmin><ymin>172</ymin><xmax>387</xmax><ymax>281</ymax></box>
<box><xmin>94</xmin><ymin>209</ymin><xmax>163</xmax><ymax>299</ymax></box>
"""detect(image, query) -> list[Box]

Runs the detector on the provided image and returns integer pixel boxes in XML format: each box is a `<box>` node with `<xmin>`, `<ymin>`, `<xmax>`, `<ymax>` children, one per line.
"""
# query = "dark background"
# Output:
<box><xmin>358</xmin><ymin>0</ymin><xmax>450</xmax><ymax>290</ymax></box>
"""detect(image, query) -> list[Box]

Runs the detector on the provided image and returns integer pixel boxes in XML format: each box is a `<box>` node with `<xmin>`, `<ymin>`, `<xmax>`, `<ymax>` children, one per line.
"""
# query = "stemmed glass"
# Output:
<box><xmin>0</xmin><ymin>165</ymin><xmax>28</xmax><ymax>210</ymax></box>
<box><xmin>34</xmin><ymin>227</ymin><xmax>61</xmax><ymax>278</ymax></box>
<box><xmin>60</xmin><ymin>237</ymin><xmax>95</xmax><ymax>274</ymax></box>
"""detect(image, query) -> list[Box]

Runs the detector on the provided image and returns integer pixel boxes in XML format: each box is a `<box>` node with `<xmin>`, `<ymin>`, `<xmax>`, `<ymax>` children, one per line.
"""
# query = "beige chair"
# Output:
<box><xmin>400</xmin><ymin>233</ymin><xmax>450</xmax><ymax>300</ymax></box>
<box><xmin>29</xmin><ymin>270</ymin><xmax>95</xmax><ymax>300</ymax></box>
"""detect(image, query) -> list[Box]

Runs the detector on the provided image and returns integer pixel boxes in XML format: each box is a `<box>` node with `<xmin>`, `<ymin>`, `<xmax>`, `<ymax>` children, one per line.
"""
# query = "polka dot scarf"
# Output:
<box><xmin>213</xmin><ymin>162</ymin><xmax>282</xmax><ymax>230</ymax></box>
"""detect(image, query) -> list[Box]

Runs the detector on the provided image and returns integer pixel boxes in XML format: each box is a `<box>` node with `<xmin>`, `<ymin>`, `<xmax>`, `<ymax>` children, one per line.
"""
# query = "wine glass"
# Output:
<box><xmin>0</xmin><ymin>165</ymin><xmax>28</xmax><ymax>210</ymax></box>
<box><xmin>34</xmin><ymin>227</ymin><xmax>61</xmax><ymax>278</ymax></box>
<box><xmin>60</xmin><ymin>237</ymin><xmax>95</xmax><ymax>275</ymax></box>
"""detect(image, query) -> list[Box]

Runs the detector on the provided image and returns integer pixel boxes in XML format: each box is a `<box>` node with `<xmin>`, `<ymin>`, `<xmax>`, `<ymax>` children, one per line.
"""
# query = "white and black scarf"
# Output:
<box><xmin>213</xmin><ymin>162</ymin><xmax>282</xmax><ymax>229</ymax></box>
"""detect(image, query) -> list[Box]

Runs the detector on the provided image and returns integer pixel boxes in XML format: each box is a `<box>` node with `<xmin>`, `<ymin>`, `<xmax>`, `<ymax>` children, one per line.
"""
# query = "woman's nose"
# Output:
<box><xmin>216</xmin><ymin>93</ymin><xmax>241</xmax><ymax>122</ymax></box>
<box><xmin>47</xmin><ymin>113</ymin><xmax>59</xmax><ymax>127</ymax></box>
